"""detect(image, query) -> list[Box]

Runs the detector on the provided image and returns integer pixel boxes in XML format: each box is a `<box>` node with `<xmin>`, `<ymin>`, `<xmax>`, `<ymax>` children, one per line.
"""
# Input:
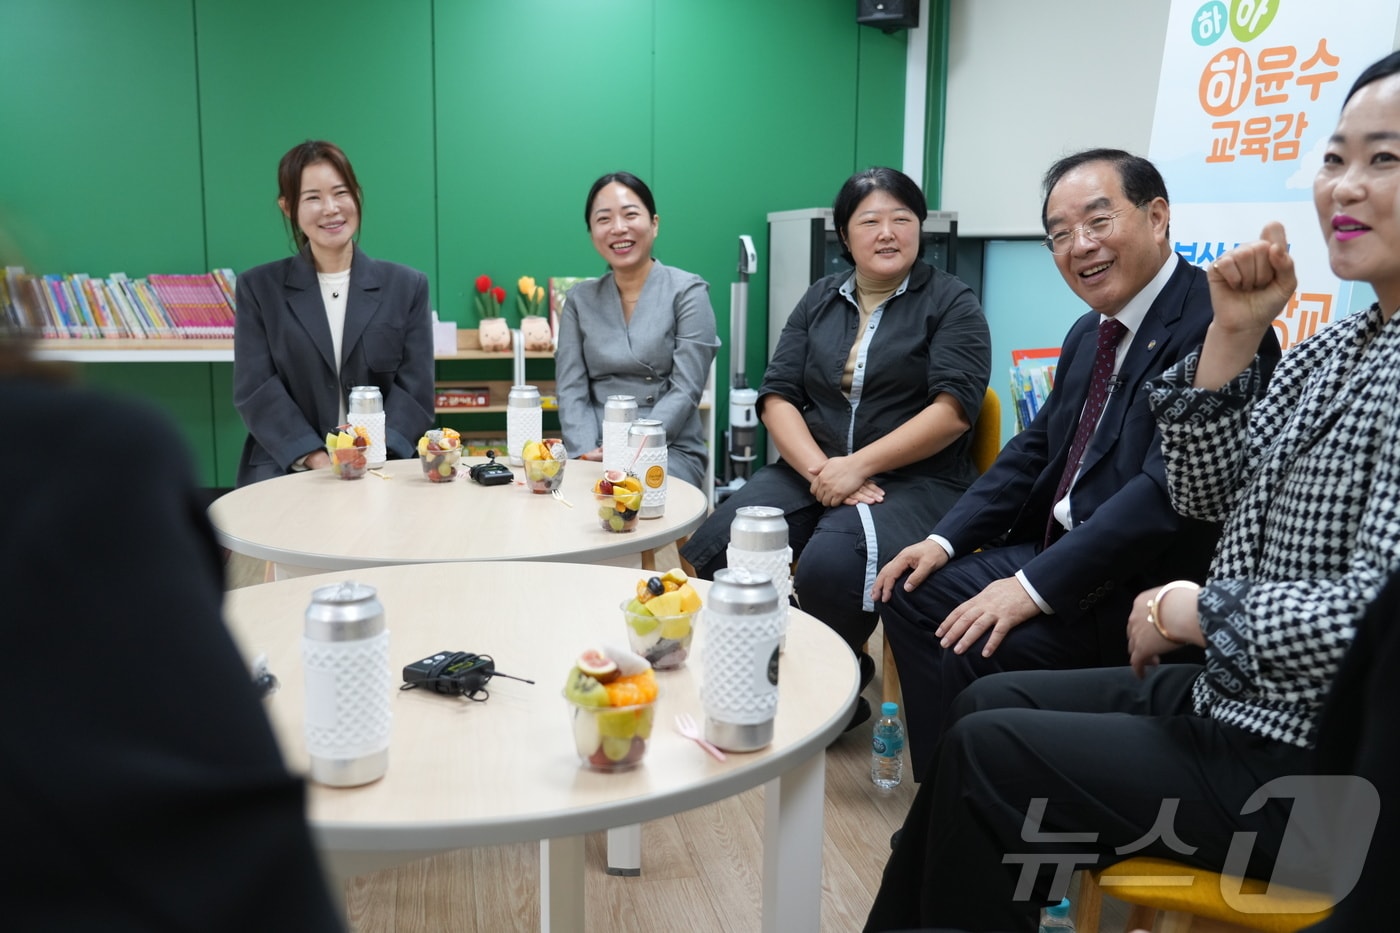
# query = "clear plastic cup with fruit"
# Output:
<box><xmin>563</xmin><ymin>645</ymin><xmax>658</xmax><ymax>772</ymax></box>
<box><xmin>522</xmin><ymin>438</ymin><xmax>567</xmax><ymax>494</ymax></box>
<box><xmin>623</xmin><ymin>568</ymin><xmax>702</xmax><ymax>670</ymax></box>
<box><xmin>417</xmin><ymin>427</ymin><xmax>463</xmax><ymax>483</ymax></box>
<box><xmin>593</xmin><ymin>469</ymin><xmax>642</xmax><ymax>533</ymax></box>
<box><xmin>325</xmin><ymin>426</ymin><xmax>370</xmax><ymax>480</ymax></box>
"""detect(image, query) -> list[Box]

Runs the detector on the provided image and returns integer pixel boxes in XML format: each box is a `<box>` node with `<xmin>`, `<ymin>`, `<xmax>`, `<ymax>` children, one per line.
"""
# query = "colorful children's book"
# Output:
<box><xmin>1010</xmin><ymin>347</ymin><xmax>1060</xmax><ymax>433</ymax></box>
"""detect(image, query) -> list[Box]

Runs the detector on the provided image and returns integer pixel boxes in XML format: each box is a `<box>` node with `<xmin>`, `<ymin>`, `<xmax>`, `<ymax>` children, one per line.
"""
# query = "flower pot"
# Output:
<box><xmin>520</xmin><ymin>315</ymin><xmax>553</xmax><ymax>352</ymax></box>
<box><xmin>478</xmin><ymin>317</ymin><xmax>512</xmax><ymax>352</ymax></box>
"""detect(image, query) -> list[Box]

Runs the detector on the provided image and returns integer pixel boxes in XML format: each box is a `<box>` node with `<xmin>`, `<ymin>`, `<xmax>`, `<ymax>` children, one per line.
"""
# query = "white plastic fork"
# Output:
<box><xmin>675</xmin><ymin>712</ymin><xmax>726</xmax><ymax>761</ymax></box>
<box><xmin>551</xmin><ymin>488</ymin><xmax>573</xmax><ymax>508</ymax></box>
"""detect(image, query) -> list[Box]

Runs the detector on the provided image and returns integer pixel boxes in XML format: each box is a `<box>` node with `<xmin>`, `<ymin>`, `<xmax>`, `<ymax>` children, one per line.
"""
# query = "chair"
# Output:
<box><xmin>1076</xmin><ymin>857</ymin><xmax>1333</xmax><ymax>933</ymax></box>
<box><xmin>881</xmin><ymin>387</ymin><xmax>1001</xmax><ymax>706</ymax></box>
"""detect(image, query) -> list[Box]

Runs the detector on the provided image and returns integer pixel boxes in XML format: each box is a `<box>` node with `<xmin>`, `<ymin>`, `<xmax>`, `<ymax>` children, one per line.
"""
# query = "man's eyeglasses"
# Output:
<box><xmin>1043</xmin><ymin>208</ymin><xmax>1132</xmax><ymax>254</ymax></box>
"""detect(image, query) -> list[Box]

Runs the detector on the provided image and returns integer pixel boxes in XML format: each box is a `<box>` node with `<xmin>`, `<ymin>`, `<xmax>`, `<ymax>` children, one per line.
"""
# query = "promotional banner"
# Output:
<box><xmin>1149</xmin><ymin>0</ymin><xmax>1400</xmax><ymax>349</ymax></box>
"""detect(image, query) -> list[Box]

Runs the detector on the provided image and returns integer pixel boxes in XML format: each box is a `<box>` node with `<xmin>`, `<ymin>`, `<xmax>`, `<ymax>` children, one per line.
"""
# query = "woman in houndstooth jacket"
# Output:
<box><xmin>866</xmin><ymin>52</ymin><xmax>1400</xmax><ymax>933</ymax></box>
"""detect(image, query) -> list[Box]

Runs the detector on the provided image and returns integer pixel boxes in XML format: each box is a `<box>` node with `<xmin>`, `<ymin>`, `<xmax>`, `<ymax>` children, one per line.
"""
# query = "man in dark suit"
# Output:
<box><xmin>872</xmin><ymin>149</ymin><xmax>1280</xmax><ymax>780</ymax></box>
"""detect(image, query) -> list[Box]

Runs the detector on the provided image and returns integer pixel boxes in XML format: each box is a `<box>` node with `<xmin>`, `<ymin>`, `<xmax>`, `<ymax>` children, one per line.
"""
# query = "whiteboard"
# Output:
<box><xmin>942</xmin><ymin>0</ymin><xmax>1400</xmax><ymax>237</ymax></box>
<box><xmin>942</xmin><ymin>0</ymin><xmax>1171</xmax><ymax>237</ymax></box>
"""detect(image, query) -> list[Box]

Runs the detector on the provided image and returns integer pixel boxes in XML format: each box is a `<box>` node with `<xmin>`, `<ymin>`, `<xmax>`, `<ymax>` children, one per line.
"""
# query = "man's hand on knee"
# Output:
<box><xmin>936</xmin><ymin>577</ymin><xmax>1040</xmax><ymax>657</ymax></box>
<box><xmin>871</xmin><ymin>539</ymin><xmax>949</xmax><ymax>602</ymax></box>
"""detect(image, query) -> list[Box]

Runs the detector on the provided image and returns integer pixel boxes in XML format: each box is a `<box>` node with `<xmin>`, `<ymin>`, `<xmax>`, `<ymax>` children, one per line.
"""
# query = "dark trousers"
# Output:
<box><xmin>879</xmin><ymin>543</ymin><xmax>1111</xmax><ymax>780</ymax></box>
<box><xmin>864</xmin><ymin>666</ymin><xmax>1313</xmax><ymax>933</ymax></box>
<box><xmin>688</xmin><ymin>501</ymin><xmax>879</xmax><ymax>658</ymax></box>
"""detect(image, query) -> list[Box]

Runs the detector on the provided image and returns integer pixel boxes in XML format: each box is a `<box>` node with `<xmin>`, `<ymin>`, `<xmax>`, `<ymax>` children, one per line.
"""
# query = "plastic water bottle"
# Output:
<box><xmin>870</xmin><ymin>701</ymin><xmax>904</xmax><ymax>790</ymax></box>
<box><xmin>1039</xmin><ymin>897</ymin><xmax>1074</xmax><ymax>932</ymax></box>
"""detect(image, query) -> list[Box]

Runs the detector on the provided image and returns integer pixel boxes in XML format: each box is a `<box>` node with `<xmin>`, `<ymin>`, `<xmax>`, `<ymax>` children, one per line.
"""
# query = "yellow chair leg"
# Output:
<box><xmin>1076</xmin><ymin>870</ymin><xmax>1104</xmax><ymax>932</ymax></box>
<box><xmin>1126</xmin><ymin>904</ymin><xmax>1160</xmax><ymax>931</ymax></box>
<box><xmin>1158</xmin><ymin>909</ymin><xmax>1195</xmax><ymax>933</ymax></box>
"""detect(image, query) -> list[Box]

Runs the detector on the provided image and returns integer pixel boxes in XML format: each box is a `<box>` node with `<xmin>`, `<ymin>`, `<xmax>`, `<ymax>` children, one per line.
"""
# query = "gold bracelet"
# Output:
<box><xmin>1146</xmin><ymin>580</ymin><xmax>1200</xmax><ymax>644</ymax></box>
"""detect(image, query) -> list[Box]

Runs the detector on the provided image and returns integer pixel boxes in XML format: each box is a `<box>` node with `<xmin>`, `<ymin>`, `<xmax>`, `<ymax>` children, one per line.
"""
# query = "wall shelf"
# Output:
<box><xmin>30</xmin><ymin>339</ymin><xmax>235</xmax><ymax>362</ymax></box>
<box><xmin>27</xmin><ymin>339</ymin><xmax>551</xmax><ymax>364</ymax></box>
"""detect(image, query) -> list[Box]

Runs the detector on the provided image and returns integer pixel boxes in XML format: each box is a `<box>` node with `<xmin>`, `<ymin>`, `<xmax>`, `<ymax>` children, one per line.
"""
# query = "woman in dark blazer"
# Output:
<box><xmin>233</xmin><ymin>140</ymin><xmax>434</xmax><ymax>486</ymax></box>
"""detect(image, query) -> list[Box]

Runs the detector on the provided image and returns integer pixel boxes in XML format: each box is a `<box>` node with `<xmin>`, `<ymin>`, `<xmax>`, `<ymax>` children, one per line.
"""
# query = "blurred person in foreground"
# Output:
<box><xmin>0</xmin><ymin>320</ymin><xmax>343</xmax><ymax>930</ymax></box>
<box><xmin>866</xmin><ymin>50</ymin><xmax>1400</xmax><ymax>932</ymax></box>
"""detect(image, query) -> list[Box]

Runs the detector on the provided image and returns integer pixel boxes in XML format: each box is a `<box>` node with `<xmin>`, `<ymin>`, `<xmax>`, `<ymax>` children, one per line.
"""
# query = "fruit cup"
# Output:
<box><xmin>623</xmin><ymin>600</ymin><xmax>698</xmax><ymax>670</ymax></box>
<box><xmin>594</xmin><ymin>489</ymin><xmax>641</xmax><ymax>533</ymax></box>
<box><xmin>420</xmin><ymin>445</ymin><xmax>462</xmax><ymax>483</ymax></box>
<box><xmin>565</xmin><ymin>695</ymin><xmax>656</xmax><ymax>772</ymax></box>
<box><xmin>328</xmin><ymin>444</ymin><xmax>368</xmax><ymax>480</ymax></box>
<box><xmin>522</xmin><ymin>455</ymin><xmax>565</xmax><ymax>494</ymax></box>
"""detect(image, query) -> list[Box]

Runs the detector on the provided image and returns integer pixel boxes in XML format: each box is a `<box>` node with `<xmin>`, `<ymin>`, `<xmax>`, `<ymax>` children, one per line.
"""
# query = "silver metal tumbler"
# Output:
<box><xmin>627</xmin><ymin>419</ymin><xmax>668</xmax><ymax>519</ymax></box>
<box><xmin>346</xmin><ymin>385</ymin><xmax>386</xmax><ymax>466</ymax></box>
<box><xmin>302</xmin><ymin>581</ymin><xmax>392</xmax><ymax>787</ymax></box>
<box><xmin>506</xmin><ymin>384</ymin><xmax>542</xmax><ymax>466</ymax></box>
<box><xmin>699</xmin><ymin>568</ymin><xmax>785</xmax><ymax>752</ymax></box>
<box><xmin>726</xmin><ymin>506</ymin><xmax>793</xmax><ymax>606</ymax></box>
<box><xmin>726</xmin><ymin>505</ymin><xmax>793</xmax><ymax>651</ymax></box>
<box><xmin>602</xmin><ymin>394</ymin><xmax>638</xmax><ymax>475</ymax></box>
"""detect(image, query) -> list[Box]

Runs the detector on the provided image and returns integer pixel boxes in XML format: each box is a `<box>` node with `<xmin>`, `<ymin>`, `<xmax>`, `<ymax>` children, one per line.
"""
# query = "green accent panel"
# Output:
<box><xmin>1</xmin><ymin>1</ymin><xmax>938</xmax><ymax>487</ymax></box>
<box><xmin>0</xmin><ymin>0</ymin><xmax>205</xmax><ymax>276</ymax></box>
<box><xmin>80</xmin><ymin>363</ymin><xmax>219</xmax><ymax>485</ymax></box>
<box><xmin>855</xmin><ymin>28</ymin><xmax>909</xmax><ymax>172</ymax></box>
<box><xmin>195</xmin><ymin>0</ymin><xmax>437</xmax><ymax>300</ymax></box>
<box><xmin>433</xmin><ymin>0</ymin><xmax>654</xmax><ymax>327</ymax></box>
<box><xmin>209</xmin><ymin>362</ymin><xmax>244</xmax><ymax>488</ymax></box>
<box><xmin>924</xmin><ymin>0</ymin><xmax>952</xmax><ymax>208</ymax></box>
<box><xmin>654</xmin><ymin>0</ymin><xmax>900</xmax><ymax>443</ymax></box>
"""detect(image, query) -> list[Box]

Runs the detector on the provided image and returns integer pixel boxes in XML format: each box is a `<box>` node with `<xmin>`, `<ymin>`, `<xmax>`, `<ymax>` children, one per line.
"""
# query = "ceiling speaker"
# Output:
<box><xmin>857</xmin><ymin>0</ymin><xmax>919</xmax><ymax>32</ymax></box>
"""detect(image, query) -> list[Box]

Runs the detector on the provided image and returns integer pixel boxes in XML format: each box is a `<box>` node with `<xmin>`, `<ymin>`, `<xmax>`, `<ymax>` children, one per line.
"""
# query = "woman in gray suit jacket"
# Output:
<box><xmin>233</xmin><ymin>140</ymin><xmax>434</xmax><ymax>487</ymax></box>
<box><xmin>555</xmin><ymin>172</ymin><xmax>719</xmax><ymax>489</ymax></box>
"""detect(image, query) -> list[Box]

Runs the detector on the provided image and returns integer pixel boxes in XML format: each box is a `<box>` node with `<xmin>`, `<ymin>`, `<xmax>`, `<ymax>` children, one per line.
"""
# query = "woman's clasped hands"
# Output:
<box><xmin>807</xmin><ymin>454</ymin><xmax>885</xmax><ymax>507</ymax></box>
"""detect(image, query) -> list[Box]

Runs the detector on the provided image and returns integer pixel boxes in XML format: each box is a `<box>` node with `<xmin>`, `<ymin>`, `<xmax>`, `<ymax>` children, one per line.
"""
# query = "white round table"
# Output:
<box><xmin>209</xmin><ymin>458</ymin><xmax>708</xmax><ymax>574</ymax></box>
<box><xmin>222</xmin><ymin>561</ymin><xmax>857</xmax><ymax>933</ymax></box>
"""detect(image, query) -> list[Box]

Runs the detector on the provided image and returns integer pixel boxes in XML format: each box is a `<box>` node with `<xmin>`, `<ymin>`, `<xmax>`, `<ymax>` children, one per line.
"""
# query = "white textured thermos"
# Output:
<box><xmin>506</xmin><ymin>384</ymin><xmax>542</xmax><ymax>466</ymax></box>
<box><xmin>302</xmin><ymin>581</ymin><xmax>392</xmax><ymax>787</ymax></box>
<box><xmin>602</xmin><ymin>394</ymin><xmax>638</xmax><ymax>475</ymax></box>
<box><xmin>346</xmin><ymin>385</ymin><xmax>386</xmax><ymax>466</ymax></box>
<box><xmin>725</xmin><ymin>506</ymin><xmax>792</xmax><ymax>607</ymax></box>
<box><xmin>699</xmin><ymin>568</ymin><xmax>784</xmax><ymax>752</ymax></box>
<box><xmin>627</xmin><ymin>419</ymin><xmax>668</xmax><ymax>518</ymax></box>
<box><xmin>725</xmin><ymin>505</ymin><xmax>793</xmax><ymax>650</ymax></box>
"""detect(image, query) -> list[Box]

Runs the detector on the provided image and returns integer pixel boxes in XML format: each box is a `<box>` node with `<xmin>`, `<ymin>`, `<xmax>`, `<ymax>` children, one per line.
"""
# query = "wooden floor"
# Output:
<box><xmin>225</xmin><ymin>549</ymin><xmax>1131</xmax><ymax>932</ymax></box>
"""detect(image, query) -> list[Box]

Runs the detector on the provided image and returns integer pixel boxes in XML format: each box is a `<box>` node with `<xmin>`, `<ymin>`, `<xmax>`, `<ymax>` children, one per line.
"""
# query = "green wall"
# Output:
<box><xmin>1</xmin><ymin>0</ymin><xmax>920</xmax><ymax>486</ymax></box>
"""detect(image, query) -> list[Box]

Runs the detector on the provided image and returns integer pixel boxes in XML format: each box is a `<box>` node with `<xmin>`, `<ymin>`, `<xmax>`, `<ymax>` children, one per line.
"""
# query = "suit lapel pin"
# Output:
<box><xmin>1147</xmin><ymin>339</ymin><xmax>1157</xmax><ymax>349</ymax></box>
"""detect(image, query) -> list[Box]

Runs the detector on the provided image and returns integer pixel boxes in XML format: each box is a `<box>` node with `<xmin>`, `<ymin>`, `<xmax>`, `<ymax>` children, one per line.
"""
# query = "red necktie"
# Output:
<box><xmin>1045</xmin><ymin>317</ymin><xmax>1128</xmax><ymax>547</ymax></box>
